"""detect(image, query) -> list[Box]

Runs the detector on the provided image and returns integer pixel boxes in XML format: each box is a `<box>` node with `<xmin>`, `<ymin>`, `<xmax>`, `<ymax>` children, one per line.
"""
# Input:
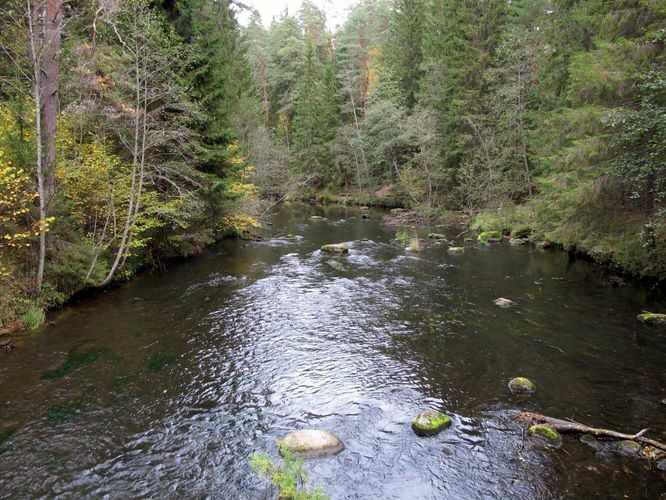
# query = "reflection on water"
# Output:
<box><xmin>0</xmin><ymin>203</ymin><xmax>664</xmax><ymax>498</ymax></box>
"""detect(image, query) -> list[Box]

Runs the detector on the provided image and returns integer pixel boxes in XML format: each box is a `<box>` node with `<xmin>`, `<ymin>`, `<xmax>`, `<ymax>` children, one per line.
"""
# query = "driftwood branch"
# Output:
<box><xmin>517</xmin><ymin>412</ymin><xmax>666</xmax><ymax>452</ymax></box>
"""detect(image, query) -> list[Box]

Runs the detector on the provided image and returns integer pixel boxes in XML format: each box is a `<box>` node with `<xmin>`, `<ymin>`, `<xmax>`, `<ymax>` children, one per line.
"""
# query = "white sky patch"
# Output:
<box><xmin>237</xmin><ymin>0</ymin><xmax>355</xmax><ymax>29</ymax></box>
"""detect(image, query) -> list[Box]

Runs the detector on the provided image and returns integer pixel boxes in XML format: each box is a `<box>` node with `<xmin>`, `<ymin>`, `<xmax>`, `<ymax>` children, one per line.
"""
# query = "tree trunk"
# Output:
<box><xmin>27</xmin><ymin>0</ymin><xmax>46</xmax><ymax>292</ymax></box>
<box><xmin>41</xmin><ymin>0</ymin><xmax>62</xmax><ymax>205</ymax></box>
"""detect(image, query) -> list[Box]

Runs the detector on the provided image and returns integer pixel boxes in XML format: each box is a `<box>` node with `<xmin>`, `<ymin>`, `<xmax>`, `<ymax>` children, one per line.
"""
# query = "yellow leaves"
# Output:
<box><xmin>221</xmin><ymin>214</ymin><xmax>261</xmax><ymax>235</ymax></box>
<box><xmin>0</xmin><ymin>159</ymin><xmax>49</xmax><ymax>254</ymax></box>
<box><xmin>227</xmin><ymin>181</ymin><xmax>259</xmax><ymax>198</ymax></box>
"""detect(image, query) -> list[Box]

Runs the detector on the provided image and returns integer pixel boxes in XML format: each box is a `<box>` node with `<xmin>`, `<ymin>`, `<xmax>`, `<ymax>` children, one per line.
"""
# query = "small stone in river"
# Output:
<box><xmin>360</xmin><ymin>206</ymin><xmax>369</xmax><ymax>211</ymax></box>
<box><xmin>657</xmin><ymin>460</ymin><xmax>666</xmax><ymax>472</ymax></box>
<box><xmin>477</xmin><ymin>231</ymin><xmax>502</xmax><ymax>243</ymax></box>
<box><xmin>508</xmin><ymin>377</ymin><xmax>536</xmax><ymax>394</ymax></box>
<box><xmin>637</xmin><ymin>312</ymin><xmax>666</xmax><ymax>326</ymax></box>
<box><xmin>509</xmin><ymin>238</ymin><xmax>527</xmax><ymax>246</ymax></box>
<box><xmin>310</xmin><ymin>215</ymin><xmax>325</xmax><ymax>220</ymax></box>
<box><xmin>324</xmin><ymin>260</ymin><xmax>345</xmax><ymax>272</ymax></box>
<box><xmin>494</xmin><ymin>298</ymin><xmax>516</xmax><ymax>308</ymax></box>
<box><xmin>278</xmin><ymin>430</ymin><xmax>344</xmax><ymax>458</ymax></box>
<box><xmin>580</xmin><ymin>434</ymin><xmax>601</xmax><ymax>450</ymax></box>
<box><xmin>613</xmin><ymin>440</ymin><xmax>642</xmax><ymax>457</ymax></box>
<box><xmin>411</xmin><ymin>410</ymin><xmax>452</xmax><ymax>437</ymax></box>
<box><xmin>529</xmin><ymin>425</ymin><xmax>561</xmax><ymax>446</ymax></box>
<box><xmin>537</xmin><ymin>241</ymin><xmax>553</xmax><ymax>249</ymax></box>
<box><xmin>361</xmin><ymin>213</ymin><xmax>370</xmax><ymax>219</ymax></box>
<box><xmin>428</xmin><ymin>233</ymin><xmax>447</xmax><ymax>240</ymax></box>
<box><xmin>448</xmin><ymin>246</ymin><xmax>464</xmax><ymax>254</ymax></box>
<box><xmin>321</xmin><ymin>244</ymin><xmax>349</xmax><ymax>253</ymax></box>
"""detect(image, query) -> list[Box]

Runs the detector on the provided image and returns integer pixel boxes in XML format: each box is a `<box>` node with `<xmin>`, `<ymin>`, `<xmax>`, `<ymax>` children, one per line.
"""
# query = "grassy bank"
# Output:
<box><xmin>472</xmin><ymin>202</ymin><xmax>666</xmax><ymax>282</ymax></box>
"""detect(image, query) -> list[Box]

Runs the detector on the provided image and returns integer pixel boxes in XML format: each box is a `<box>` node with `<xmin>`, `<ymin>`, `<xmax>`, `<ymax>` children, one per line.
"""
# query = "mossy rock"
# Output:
<box><xmin>321</xmin><ymin>244</ymin><xmax>349</xmax><ymax>254</ymax></box>
<box><xmin>509</xmin><ymin>238</ymin><xmax>527</xmax><ymax>246</ymax></box>
<box><xmin>448</xmin><ymin>246</ymin><xmax>465</xmax><ymax>254</ymax></box>
<box><xmin>464</xmin><ymin>237</ymin><xmax>473</xmax><ymax>243</ymax></box>
<box><xmin>637</xmin><ymin>313</ymin><xmax>666</xmax><ymax>326</ymax></box>
<box><xmin>428</xmin><ymin>233</ymin><xmax>447</xmax><ymax>240</ymax></box>
<box><xmin>411</xmin><ymin>410</ymin><xmax>452</xmax><ymax>437</ymax></box>
<box><xmin>613</xmin><ymin>440</ymin><xmax>642</xmax><ymax>457</ymax></box>
<box><xmin>278</xmin><ymin>429</ymin><xmax>344</xmax><ymax>458</ymax></box>
<box><xmin>529</xmin><ymin>425</ymin><xmax>561</xmax><ymax>445</ymax></box>
<box><xmin>477</xmin><ymin>231</ymin><xmax>502</xmax><ymax>243</ymax></box>
<box><xmin>508</xmin><ymin>377</ymin><xmax>536</xmax><ymax>394</ymax></box>
<box><xmin>536</xmin><ymin>241</ymin><xmax>553</xmax><ymax>249</ymax></box>
<box><xmin>310</xmin><ymin>216</ymin><xmax>325</xmax><ymax>220</ymax></box>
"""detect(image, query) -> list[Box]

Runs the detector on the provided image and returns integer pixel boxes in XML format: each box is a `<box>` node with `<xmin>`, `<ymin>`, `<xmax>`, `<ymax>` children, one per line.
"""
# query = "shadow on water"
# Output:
<box><xmin>0</xmin><ymin>202</ymin><xmax>664</xmax><ymax>498</ymax></box>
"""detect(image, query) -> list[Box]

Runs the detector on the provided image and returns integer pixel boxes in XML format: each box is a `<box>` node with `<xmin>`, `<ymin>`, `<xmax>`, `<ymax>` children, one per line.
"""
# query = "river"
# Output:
<box><xmin>1</xmin><ymin>203</ymin><xmax>664</xmax><ymax>498</ymax></box>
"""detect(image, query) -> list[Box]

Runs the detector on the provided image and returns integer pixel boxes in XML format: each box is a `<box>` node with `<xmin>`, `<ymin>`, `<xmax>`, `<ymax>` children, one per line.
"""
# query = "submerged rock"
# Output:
<box><xmin>428</xmin><ymin>233</ymin><xmax>447</xmax><ymax>240</ymax></box>
<box><xmin>529</xmin><ymin>425</ymin><xmax>561</xmax><ymax>446</ymax></box>
<box><xmin>494</xmin><ymin>298</ymin><xmax>516</xmax><ymax>308</ymax></box>
<box><xmin>613</xmin><ymin>440</ymin><xmax>642</xmax><ymax>457</ymax></box>
<box><xmin>278</xmin><ymin>430</ymin><xmax>344</xmax><ymax>458</ymax></box>
<box><xmin>508</xmin><ymin>377</ymin><xmax>536</xmax><ymax>394</ymax></box>
<box><xmin>324</xmin><ymin>260</ymin><xmax>345</xmax><ymax>272</ymax></box>
<box><xmin>448</xmin><ymin>246</ymin><xmax>465</xmax><ymax>254</ymax></box>
<box><xmin>478</xmin><ymin>231</ymin><xmax>502</xmax><ymax>243</ymax></box>
<box><xmin>321</xmin><ymin>244</ymin><xmax>349</xmax><ymax>254</ymax></box>
<box><xmin>411</xmin><ymin>410</ymin><xmax>452</xmax><ymax>437</ymax></box>
<box><xmin>637</xmin><ymin>312</ymin><xmax>666</xmax><ymax>326</ymax></box>
<box><xmin>580</xmin><ymin>434</ymin><xmax>601</xmax><ymax>451</ymax></box>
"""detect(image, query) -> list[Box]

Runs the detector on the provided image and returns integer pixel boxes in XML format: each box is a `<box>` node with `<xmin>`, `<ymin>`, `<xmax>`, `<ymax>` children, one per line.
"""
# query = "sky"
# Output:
<box><xmin>238</xmin><ymin>0</ymin><xmax>356</xmax><ymax>28</ymax></box>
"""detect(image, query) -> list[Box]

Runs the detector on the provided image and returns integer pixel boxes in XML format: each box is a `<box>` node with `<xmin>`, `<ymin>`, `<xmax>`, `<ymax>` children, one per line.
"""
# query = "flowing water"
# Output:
<box><xmin>1</xmin><ymin>203</ymin><xmax>665</xmax><ymax>499</ymax></box>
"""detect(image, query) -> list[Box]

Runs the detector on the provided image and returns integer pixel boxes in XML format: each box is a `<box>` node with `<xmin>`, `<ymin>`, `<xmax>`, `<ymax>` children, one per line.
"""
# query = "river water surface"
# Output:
<box><xmin>1</xmin><ymin>203</ymin><xmax>665</xmax><ymax>499</ymax></box>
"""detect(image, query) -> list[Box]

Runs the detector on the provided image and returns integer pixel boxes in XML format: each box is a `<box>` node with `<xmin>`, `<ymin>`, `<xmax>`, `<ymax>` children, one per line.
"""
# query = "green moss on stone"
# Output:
<box><xmin>411</xmin><ymin>410</ymin><xmax>452</xmax><ymax>437</ymax></box>
<box><xmin>477</xmin><ymin>231</ymin><xmax>502</xmax><ymax>242</ymax></box>
<box><xmin>321</xmin><ymin>244</ymin><xmax>349</xmax><ymax>253</ymax></box>
<box><xmin>508</xmin><ymin>377</ymin><xmax>536</xmax><ymax>394</ymax></box>
<box><xmin>529</xmin><ymin>425</ymin><xmax>560</xmax><ymax>443</ymax></box>
<box><xmin>637</xmin><ymin>313</ymin><xmax>666</xmax><ymax>326</ymax></box>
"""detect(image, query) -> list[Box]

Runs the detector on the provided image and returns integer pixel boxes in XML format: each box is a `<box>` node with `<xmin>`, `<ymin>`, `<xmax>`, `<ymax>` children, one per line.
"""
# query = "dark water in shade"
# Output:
<box><xmin>1</xmin><ymin>203</ymin><xmax>665</xmax><ymax>499</ymax></box>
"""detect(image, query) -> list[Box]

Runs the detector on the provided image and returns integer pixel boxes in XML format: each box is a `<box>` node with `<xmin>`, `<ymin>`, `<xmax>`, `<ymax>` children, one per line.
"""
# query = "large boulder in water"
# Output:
<box><xmin>278</xmin><ymin>430</ymin><xmax>344</xmax><ymax>458</ymax></box>
<box><xmin>508</xmin><ymin>377</ymin><xmax>536</xmax><ymax>394</ymax></box>
<box><xmin>411</xmin><ymin>410</ymin><xmax>452</xmax><ymax>437</ymax></box>
<box><xmin>321</xmin><ymin>244</ymin><xmax>349</xmax><ymax>254</ymax></box>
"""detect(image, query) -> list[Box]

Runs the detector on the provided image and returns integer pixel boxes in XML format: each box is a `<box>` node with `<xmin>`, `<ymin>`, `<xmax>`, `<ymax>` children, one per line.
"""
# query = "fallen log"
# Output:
<box><xmin>517</xmin><ymin>412</ymin><xmax>666</xmax><ymax>453</ymax></box>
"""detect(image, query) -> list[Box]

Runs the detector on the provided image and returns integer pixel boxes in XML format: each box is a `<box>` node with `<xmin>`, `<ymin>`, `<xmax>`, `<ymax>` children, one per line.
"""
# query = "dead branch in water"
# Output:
<box><xmin>517</xmin><ymin>412</ymin><xmax>666</xmax><ymax>452</ymax></box>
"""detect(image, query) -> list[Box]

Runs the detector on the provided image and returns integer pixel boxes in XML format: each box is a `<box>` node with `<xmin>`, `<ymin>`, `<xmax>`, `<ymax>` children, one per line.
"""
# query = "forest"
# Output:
<box><xmin>0</xmin><ymin>0</ymin><xmax>664</xmax><ymax>329</ymax></box>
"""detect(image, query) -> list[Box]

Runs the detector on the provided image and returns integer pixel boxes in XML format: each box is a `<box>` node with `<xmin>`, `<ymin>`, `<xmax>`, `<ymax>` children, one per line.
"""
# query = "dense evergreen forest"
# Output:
<box><xmin>0</xmin><ymin>0</ymin><xmax>664</xmax><ymax>329</ymax></box>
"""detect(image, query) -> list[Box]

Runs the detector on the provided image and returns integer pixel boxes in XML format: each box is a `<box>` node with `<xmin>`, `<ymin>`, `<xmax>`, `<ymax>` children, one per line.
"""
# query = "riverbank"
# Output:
<box><xmin>306</xmin><ymin>186</ymin><xmax>666</xmax><ymax>284</ymax></box>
